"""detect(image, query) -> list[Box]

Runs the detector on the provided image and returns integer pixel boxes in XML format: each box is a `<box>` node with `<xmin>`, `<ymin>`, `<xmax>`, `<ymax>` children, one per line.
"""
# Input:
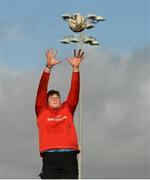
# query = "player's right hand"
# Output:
<box><xmin>45</xmin><ymin>48</ymin><xmax>62</xmax><ymax>67</ymax></box>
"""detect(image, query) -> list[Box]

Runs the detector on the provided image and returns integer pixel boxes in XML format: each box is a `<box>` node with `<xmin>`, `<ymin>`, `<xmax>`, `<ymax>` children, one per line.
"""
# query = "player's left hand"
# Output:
<box><xmin>67</xmin><ymin>49</ymin><xmax>84</xmax><ymax>68</ymax></box>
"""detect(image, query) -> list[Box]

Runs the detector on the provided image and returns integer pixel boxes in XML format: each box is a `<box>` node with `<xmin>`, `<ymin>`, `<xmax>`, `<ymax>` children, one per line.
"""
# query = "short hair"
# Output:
<box><xmin>47</xmin><ymin>90</ymin><xmax>60</xmax><ymax>98</ymax></box>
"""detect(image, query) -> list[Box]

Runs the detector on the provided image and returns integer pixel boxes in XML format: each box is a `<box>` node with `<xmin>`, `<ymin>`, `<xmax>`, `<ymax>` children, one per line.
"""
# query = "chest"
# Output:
<box><xmin>37</xmin><ymin>105</ymin><xmax>72</xmax><ymax>126</ymax></box>
<box><xmin>37</xmin><ymin>106</ymin><xmax>74</xmax><ymax>134</ymax></box>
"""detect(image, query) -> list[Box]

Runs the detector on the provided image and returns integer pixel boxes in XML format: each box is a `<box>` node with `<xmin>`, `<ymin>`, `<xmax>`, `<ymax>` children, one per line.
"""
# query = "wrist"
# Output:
<box><xmin>46</xmin><ymin>64</ymin><xmax>52</xmax><ymax>69</ymax></box>
<box><xmin>44</xmin><ymin>64</ymin><xmax>52</xmax><ymax>73</ymax></box>
<box><xmin>73</xmin><ymin>67</ymin><xmax>79</xmax><ymax>72</ymax></box>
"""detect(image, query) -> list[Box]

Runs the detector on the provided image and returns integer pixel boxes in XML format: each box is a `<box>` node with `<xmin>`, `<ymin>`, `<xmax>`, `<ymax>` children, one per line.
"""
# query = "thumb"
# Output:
<box><xmin>65</xmin><ymin>58</ymin><xmax>69</xmax><ymax>62</ymax></box>
<box><xmin>66</xmin><ymin>59</ymin><xmax>72</xmax><ymax>65</ymax></box>
<box><xmin>56</xmin><ymin>60</ymin><xmax>62</xmax><ymax>64</ymax></box>
<box><xmin>65</xmin><ymin>58</ymin><xmax>72</xmax><ymax>62</ymax></box>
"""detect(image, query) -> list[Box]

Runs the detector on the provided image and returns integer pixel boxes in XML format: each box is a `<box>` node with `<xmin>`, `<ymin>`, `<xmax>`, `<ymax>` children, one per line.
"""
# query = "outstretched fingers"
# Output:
<box><xmin>45</xmin><ymin>48</ymin><xmax>58</xmax><ymax>57</ymax></box>
<box><xmin>74</xmin><ymin>49</ymin><xmax>84</xmax><ymax>58</ymax></box>
<box><xmin>81</xmin><ymin>56</ymin><xmax>84</xmax><ymax>61</ymax></box>
<box><xmin>74</xmin><ymin>49</ymin><xmax>77</xmax><ymax>57</ymax></box>
<box><xmin>54</xmin><ymin>49</ymin><xmax>58</xmax><ymax>57</ymax></box>
<box><xmin>45</xmin><ymin>48</ymin><xmax>49</xmax><ymax>57</ymax></box>
<box><xmin>77</xmin><ymin>49</ymin><xmax>81</xmax><ymax>57</ymax></box>
<box><xmin>80</xmin><ymin>51</ymin><xmax>84</xmax><ymax>58</ymax></box>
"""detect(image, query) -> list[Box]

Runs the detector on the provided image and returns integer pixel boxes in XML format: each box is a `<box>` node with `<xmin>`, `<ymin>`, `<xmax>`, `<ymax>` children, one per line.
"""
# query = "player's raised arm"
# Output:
<box><xmin>44</xmin><ymin>48</ymin><xmax>62</xmax><ymax>72</ymax></box>
<box><xmin>66</xmin><ymin>49</ymin><xmax>84</xmax><ymax>114</ymax></box>
<box><xmin>67</xmin><ymin>49</ymin><xmax>84</xmax><ymax>72</ymax></box>
<box><xmin>35</xmin><ymin>48</ymin><xmax>62</xmax><ymax>116</ymax></box>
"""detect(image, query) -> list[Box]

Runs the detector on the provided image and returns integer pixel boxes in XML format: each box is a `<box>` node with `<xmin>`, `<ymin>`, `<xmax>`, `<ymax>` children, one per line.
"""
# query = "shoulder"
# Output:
<box><xmin>61</xmin><ymin>101</ymin><xmax>74</xmax><ymax>115</ymax></box>
<box><xmin>62</xmin><ymin>101</ymin><xmax>69</xmax><ymax>108</ymax></box>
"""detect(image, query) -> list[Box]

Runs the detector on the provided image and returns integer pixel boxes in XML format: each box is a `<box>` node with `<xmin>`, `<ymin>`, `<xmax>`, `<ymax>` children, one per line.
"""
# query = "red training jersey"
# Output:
<box><xmin>35</xmin><ymin>71</ymin><xmax>80</xmax><ymax>156</ymax></box>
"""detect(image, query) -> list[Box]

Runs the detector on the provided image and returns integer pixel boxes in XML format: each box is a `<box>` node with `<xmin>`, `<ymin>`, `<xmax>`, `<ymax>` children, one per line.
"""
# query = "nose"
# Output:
<box><xmin>52</xmin><ymin>98</ymin><xmax>58</xmax><ymax>102</ymax></box>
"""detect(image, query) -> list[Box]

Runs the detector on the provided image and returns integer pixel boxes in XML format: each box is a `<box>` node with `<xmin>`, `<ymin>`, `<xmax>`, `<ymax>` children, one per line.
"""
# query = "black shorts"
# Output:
<box><xmin>39</xmin><ymin>151</ymin><xmax>79</xmax><ymax>179</ymax></box>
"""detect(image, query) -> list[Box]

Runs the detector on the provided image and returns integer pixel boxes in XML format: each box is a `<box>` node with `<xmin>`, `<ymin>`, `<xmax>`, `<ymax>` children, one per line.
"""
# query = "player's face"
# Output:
<box><xmin>48</xmin><ymin>94</ymin><xmax>61</xmax><ymax>109</ymax></box>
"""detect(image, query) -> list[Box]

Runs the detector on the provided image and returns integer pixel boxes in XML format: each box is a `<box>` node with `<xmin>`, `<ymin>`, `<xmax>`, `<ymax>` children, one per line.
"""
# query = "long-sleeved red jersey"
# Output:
<box><xmin>35</xmin><ymin>71</ymin><xmax>80</xmax><ymax>156</ymax></box>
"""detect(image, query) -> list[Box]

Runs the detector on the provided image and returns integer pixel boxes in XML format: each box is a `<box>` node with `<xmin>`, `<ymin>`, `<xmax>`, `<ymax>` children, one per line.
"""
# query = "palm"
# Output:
<box><xmin>67</xmin><ymin>49</ymin><xmax>84</xmax><ymax>68</ymax></box>
<box><xmin>68</xmin><ymin>57</ymin><xmax>82</xmax><ymax>68</ymax></box>
<box><xmin>48</xmin><ymin>57</ymin><xmax>59</xmax><ymax>66</ymax></box>
<box><xmin>45</xmin><ymin>48</ymin><xmax>61</xmax><ymax>66</ymax></box>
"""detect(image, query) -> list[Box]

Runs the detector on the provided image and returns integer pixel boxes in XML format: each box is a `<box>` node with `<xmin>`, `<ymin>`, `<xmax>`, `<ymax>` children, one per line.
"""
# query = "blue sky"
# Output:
<box><xmin>1</xmin><ymin>0</ymin><xmax>150</xmax><ymax>70</ymax></box>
